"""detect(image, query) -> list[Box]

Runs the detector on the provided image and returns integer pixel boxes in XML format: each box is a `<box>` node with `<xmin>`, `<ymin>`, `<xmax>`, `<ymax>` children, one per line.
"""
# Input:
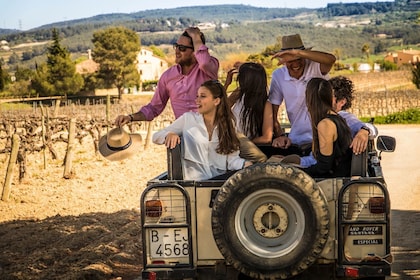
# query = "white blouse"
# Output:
<box><xmin>152</xmin><ymin>112</ymin><xmax>245</xmax><ymax>180</ymax></box>
<box><xmin>231</xmin><ymin>96</ymin><xmax>247</xmax><ymax>136</ymax></box>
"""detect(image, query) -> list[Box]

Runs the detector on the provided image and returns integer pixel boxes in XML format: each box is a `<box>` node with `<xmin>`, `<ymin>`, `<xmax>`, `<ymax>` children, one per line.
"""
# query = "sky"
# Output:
<box><xmin>1</xmin><ymin>0</ymin><xmax>390</xmax><ymax>31</ymax></box>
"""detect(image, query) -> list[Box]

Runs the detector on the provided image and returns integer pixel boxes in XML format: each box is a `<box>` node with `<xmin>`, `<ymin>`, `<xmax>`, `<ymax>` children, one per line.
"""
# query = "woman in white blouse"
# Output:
<box><xmin>153</xmin><ymin>80</ymin><xmax>252</xmax><ymax>180</ymax></box>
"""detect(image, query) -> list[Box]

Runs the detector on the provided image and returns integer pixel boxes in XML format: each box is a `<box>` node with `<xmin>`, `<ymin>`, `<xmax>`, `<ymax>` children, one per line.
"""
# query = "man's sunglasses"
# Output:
<box><xmin>173</xmin><ymin>43</ymin><xmax>194</xmax><ymax>52</ymax></box>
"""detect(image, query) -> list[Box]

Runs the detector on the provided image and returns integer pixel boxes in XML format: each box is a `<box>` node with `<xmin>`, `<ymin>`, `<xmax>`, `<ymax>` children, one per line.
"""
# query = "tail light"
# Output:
<box><xmin>369</xmin><ymin>197</ymin><xmax>385</xmax><ymax>214</ymax></box>
<box><xmin>144</xmin><ymin>271</ymin><xmax>156</xmax><ymax>280</ymax></box>
<box><xmin>345</xmin><ymin>267</ymin><xmax>359</xmax><ymax>277</ymax></box>
<box><xmin>146</xmin><ymin>200</ymin><xmax>162</xmax><ymax>217</ymax></box>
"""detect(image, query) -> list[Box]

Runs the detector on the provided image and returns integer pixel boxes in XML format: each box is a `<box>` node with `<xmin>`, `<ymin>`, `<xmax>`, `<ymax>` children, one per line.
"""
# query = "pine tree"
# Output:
<box><xmin>32</xmin><ymin>29</ymin><xmax>83</xmax><ymax>96</ymax></box>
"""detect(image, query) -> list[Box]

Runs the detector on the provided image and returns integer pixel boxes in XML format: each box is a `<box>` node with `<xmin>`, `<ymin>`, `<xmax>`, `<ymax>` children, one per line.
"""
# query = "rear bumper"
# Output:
<box><xmin>141</xmin><ymin>267</ymin><xmax>196</xmax><ymax>280</ymax></box>
<box><xmin>337</xmin><ymin>263</ymin><xmax>391</xmax><ymax>278</ymax></box>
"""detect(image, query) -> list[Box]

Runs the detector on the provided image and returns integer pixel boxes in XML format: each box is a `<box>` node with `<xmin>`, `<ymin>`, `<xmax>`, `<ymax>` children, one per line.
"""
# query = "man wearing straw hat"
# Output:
<box><xmin>114</xmin><ymin>27</ymin><xmax>219</xmax><ymax>126</ymax></box>
<box><xmin>268</xmin><ymin>34</ymin><xmax>336</xmax><ymax>156</ymax></box>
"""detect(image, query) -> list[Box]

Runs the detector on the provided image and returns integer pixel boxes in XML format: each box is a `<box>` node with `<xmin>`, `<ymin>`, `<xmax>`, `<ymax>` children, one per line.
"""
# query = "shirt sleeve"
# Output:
<box><xmin>226</xmin><ymin>151</ymin><xmax>246</xmax><ymax>171</ymax></box>
<box><xmin>339</xmin><ymin>111</ymin><xmax>364</xmax><ymax>137</ymax></box>
<box><xmin>152</xmin><ymin>114</ymin><xmax>186</xmax><ymax>144</ymax></box>
<box><xmin>140</xmin><ymin>72</ymin><xmax>172</xmax><ymax>121</ymax></box>
<box><xmin>339</xmin><ymin>111</ymin><xmax>378</xmax><ymax>139</ymax></box>
<box><xmin>268</xmin><ymin>71</ymin><xmax>283</xmax><ymax>106</ymax></box>
<box><xmin>194</xmin><ymin>45</ymin><xmax>219</xmax><ymax>80</ymax></box>
<box><xmin>300</xmin><ymin>152</ymin><xmax>317</xmax><ymax>168</ymax></box>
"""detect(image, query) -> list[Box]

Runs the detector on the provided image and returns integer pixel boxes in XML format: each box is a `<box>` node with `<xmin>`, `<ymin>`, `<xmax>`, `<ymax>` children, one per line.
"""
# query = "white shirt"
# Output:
<box><xmin>152</xmin><ymin>112</ymin><xmax>245</xmax><ymax>180</ymax></box>
<box><xmin>231</xmin><ymin>96</ymin><xmax>247</xmax><ymax>136</ymax></box>
<box><xmin>268</xmin><ymin>60</ymin><xmax>329</xmax><ymax>145</ymax></box>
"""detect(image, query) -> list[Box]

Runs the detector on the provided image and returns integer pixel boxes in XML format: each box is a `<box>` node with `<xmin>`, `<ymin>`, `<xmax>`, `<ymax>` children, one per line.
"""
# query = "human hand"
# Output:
<box><xmin>114</xmin><ymin>115</ymin><xmax>130</xmax><ymax>127</ymax></box>
<box><xmin>272</xmin><ymin>49</ymin><xmax>300</xmax><ymax>65</ymax></box>
<box><xmin>271</xmin><ymin>136</ymin><xmax>292</xmax><ymax>149</ymax></box>
<box><xmin>350</xmin><ymin>129</ymin><xmax>369</xmax><ymax>155</ymax></box>
<box><xmin>164</xmin><ymin>133</ymin><xmax>181</xmax><ymax>149</ymax></box>
<box><xmin>185</xmin><ymin>27</ymin><xmax>202</xmax><ymax>39</ymax></box>
<box><xmin>225</xmin><ymin>68</ymin><xmax>239</xmax><ymax>89</ymax></box>
<box><xmin>243</xmin><ymin>160</ymin><xmax>253</xmax><ymax>168</ymax></box>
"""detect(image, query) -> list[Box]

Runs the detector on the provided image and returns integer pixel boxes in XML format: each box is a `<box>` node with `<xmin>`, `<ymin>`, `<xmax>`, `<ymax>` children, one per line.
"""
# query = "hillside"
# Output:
<box><xmin>0</xmin><ymin>2</ymin><xmax>419</xmax><ymax>70</ymax></box>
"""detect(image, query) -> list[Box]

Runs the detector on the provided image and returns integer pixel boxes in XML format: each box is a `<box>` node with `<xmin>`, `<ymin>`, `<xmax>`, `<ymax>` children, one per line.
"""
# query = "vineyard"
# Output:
<box><xmin>0</xmin><ymin>70</ymin><xmax>419</xmax><ymax>279</ymax></box>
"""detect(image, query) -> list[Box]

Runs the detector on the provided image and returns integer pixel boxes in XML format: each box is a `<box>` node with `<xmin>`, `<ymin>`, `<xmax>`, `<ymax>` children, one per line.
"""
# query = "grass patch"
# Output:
<box><xmin>361</xmin><ymin>108</ymin><xmax>420</xmax><ymax>124</ymax></box>
<box><xmin>0</xmin><ymin>102</ymin><xmax>33</xmax><ymax>111</ymax></box>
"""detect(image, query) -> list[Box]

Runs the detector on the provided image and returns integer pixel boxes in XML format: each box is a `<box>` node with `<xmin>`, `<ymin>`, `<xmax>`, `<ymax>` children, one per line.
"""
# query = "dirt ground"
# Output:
<box><xmin>0</xmin><ymin>124</ymin><xmax>419</xmax><ymax>280</ymax></box>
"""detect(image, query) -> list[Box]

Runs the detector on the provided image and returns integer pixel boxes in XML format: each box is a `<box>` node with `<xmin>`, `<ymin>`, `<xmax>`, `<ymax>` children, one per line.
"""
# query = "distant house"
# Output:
<box><xmin>75</xmin><ymin>49</ymin><xmax>99</xmax><ymax>74</ymax></box>
<box><xmin>0</xmin><ymin>40</ymin><xmax>10</xmax><ymax>51</ymax></box>
<box><xmin>357</xmin><ymin>63</ymin><xmax>372</xmax><ymax>73</ymax></box>
<box><xmin>137</xmin><ymin>48</ymin><xmax>168</xmax><ymax>82</ymax></box>
<box><xmin>357</xmin><ymin>63</ymin><xmax>381</xmax><ymax>73</ymax></box>
<box><xmin>384</xmin><ymin>49</ymin><xmax>420</xmax><ymax>67</ymax></box>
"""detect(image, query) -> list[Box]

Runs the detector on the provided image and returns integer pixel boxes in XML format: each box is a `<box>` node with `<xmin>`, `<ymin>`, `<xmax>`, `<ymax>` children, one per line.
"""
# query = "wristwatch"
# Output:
<box><xmin>360</xmin><ymin>126</ymin><xmax>370</xmax><ymax>135</ymax></box>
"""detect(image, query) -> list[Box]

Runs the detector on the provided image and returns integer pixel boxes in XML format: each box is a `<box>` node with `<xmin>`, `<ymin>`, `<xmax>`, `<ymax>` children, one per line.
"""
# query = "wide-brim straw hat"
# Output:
<box><xmin>99</xmin><ymin>127</ymin><xmax>142</xmax><ymax>161</ymax></box>
<box><xmin>281</xmin><ymin>34</ymin><xmax>312</xmax><ymax>51</ymax></box>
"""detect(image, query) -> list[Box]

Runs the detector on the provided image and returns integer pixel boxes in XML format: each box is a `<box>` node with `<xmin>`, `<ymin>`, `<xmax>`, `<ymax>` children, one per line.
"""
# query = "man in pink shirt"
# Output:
<box><xmin>115</xmin><ymin>27</ymin><xmax>219</xmax><ymax>125</ymax></box>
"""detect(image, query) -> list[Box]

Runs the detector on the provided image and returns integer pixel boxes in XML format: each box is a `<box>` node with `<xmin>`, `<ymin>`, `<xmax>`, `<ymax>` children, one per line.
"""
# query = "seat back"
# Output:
<box><xmin>350</xmin><ymin>149</ymin><xmax>367</xmax><ymax>177</ymax></box>
<box><xmin>167</xmin><ymin>143</ymin><xmax>183</xmax><ymax>180</ymax></box>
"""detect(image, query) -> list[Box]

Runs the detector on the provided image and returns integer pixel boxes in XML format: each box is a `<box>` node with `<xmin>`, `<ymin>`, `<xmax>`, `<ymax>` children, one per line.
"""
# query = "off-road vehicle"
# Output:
<box><xmin>139</xmin><ymin>133</ymin><xmax>396</xmax><ymax>280</ymax></box>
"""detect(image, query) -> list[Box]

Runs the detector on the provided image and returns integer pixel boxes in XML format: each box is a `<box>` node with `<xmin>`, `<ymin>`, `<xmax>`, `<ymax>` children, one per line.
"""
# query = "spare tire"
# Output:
<box><xmin>211</xmin><ymin>163</ymin><xmax>330</xmax><ymax>279</ymax></box>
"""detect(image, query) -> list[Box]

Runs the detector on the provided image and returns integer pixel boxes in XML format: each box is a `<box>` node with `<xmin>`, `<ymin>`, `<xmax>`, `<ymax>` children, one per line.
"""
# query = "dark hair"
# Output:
<box><xmin>329</xmin><ymin>76</ymin><xmax>354</xmax><ymax>110</ymax></box>
<box><xmin>235</xmin><ymin>62</ymin><xmax>268</xmax><ymax>139</ymax></box>
<box><xmin>181</xmin><ymin>30</ymin><xmax>206</xmax><ymax>47</ymax></box>
<box><xmin>305</xmin><ymin>78</ymin><xmax>334</xmax><ymax>157</ymax></box>
<box><xmin>201</xmin><ymin>80</ymin><xmax>240</xmax><ymax>154</ymax></box>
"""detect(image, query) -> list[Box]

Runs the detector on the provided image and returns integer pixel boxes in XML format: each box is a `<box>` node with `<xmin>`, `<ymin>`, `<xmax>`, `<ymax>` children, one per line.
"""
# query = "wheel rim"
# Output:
<box><xmin>235</xmin><ymin>188</ymin><xmax>306</xmax><ymax>258</ymax></box>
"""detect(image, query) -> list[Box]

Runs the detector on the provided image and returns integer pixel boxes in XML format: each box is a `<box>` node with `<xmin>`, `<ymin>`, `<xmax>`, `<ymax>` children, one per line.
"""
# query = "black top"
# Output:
<box><xmin>302</xmin><ymin>114</ymin><xmax>353</xmax><ymax>178</ymax></box>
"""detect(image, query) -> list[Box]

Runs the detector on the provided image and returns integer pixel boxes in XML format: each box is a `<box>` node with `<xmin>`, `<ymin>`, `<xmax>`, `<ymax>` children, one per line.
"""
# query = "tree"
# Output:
<box><xmin>92</xmin><ymin>26</ymin><xmax>141</xmax><ymax>99</ymax></box>
<box><xmin>8</xmin><ymin>66</ymin><xmax>35</xmax><ymax>97</ymax></box>
<box><xmin>361</xmin><ymin>43</ymin><xmax>370</xmax><ymax>61</ymax></box>
<box><xmin>32</xmin><ymin>29</ymin><xmax>84</xmax><ymax>96</ymax></box>
<box><xmin>8</xmin><ymin>52</ymin><xmax>20</xmax><ymax>65</ymax></box>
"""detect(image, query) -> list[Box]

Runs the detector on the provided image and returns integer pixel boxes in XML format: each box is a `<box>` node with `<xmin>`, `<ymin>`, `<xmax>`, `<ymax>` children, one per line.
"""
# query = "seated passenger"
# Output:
<box><xmin>225</xmin><ymin>62</ymin><xmax>273</xmax><ymax>163</ymax></box>
<box><xmin>300</xmin><ymin>78</ymin><xmax>353</xmax><ymax>178</ymax></box>
<box><xmin>152</xmin><ymin>80</ymin><xmax>252</xmax><ymax>180</ymax></box>
<box><xmin>300</xmin><ymin>76</ymin><xmax>377</xmax><ymax>167</ymax></box>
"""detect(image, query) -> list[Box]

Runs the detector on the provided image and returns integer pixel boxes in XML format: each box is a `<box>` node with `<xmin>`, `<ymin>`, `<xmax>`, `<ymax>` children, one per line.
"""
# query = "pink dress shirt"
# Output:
<box><xmin>140</xmin><ymin>45</ymin><xmax>219</xmax><ymax>120</ymax></box>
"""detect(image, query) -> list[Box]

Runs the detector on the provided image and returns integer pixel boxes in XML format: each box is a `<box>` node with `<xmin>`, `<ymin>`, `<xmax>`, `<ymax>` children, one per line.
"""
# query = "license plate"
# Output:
<box><xmin>149</xmin><ymin>228</ymin><xmax>189</xmax><ymax>258</ymax></box>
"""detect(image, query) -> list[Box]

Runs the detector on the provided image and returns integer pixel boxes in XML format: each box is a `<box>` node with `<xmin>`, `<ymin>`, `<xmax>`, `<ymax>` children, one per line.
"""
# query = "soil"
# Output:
<box><xmin>0</xmin><ymin>124</ymin><xmax>419</xmax><ymax>280</ymax></box>
<box><xmin>0</xmin><ymin>135</ymin><xmax>167</xmax><ymax>280</ymax></box>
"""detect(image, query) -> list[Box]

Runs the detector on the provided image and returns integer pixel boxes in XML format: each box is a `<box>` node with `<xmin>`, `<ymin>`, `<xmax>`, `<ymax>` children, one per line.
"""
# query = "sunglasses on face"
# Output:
<box><xmin>173</xmin><ymin>43</ymin><xmax>194</xmax><ymax>52</ymax></box>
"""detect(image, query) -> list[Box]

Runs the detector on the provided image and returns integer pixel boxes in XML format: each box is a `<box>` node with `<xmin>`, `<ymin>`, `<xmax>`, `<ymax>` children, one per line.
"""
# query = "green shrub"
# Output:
<box><xmin>361</xmin><ymin>108</ymin><xmax>420</xmax><ymax>124</ymax></box>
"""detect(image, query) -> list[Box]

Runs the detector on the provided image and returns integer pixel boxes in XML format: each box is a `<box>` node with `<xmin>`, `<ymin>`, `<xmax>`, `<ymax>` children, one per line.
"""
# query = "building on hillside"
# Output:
<box><xmin>358</xmin><ymin>63</ymin><xmax>372</xmax><ymax>73</ymax></box>
<box><xmin>384</xmin><ymin>49</ymin><xmax>420</xmax><ymax>67</ymax></box>
<box><xmin>76</xmin><ymin>48</ymin><xmax>169</xmax><ymax>94</ymax></box>
<box><xmin>357</xmin><ymin>63</ymin><xmax>381</xmax><ymax>73</ymax></box>
<box><xmin>75</xmin><ymin>49</ymin><xmax>99</xmax><ymax>74</ymax></box>
<box><xmin>137</xmin><ymin>48</ymin><xmax>168</xmax><ymax>82</ymax></box>
<box><xmin>0</xmin><ymin>40</ymin><xmax>10</xmax><ymax>51</ymax></box>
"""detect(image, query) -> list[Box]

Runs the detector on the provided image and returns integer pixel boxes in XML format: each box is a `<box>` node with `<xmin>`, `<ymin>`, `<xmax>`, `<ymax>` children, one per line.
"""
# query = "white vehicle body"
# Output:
<box><xmin>140</xmin><ymin>135</ymin><xmax>396</xmax><ymax>280</ymax></box>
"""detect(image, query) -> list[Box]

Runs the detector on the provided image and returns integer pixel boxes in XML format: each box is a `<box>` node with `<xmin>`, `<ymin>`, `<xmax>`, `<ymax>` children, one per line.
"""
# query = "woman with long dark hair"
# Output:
<box><xmin>226</xmin><ymin>62</ymin><xmax>273</xmax><ymax>163</ymax></box>
<box><xmin>229</xmin><ymin>62</ymin><xmax>273</xmax><ymax>144</ymax></box>
<box><xmin>153</xmin><ymin>80</ymin><xmax>252</xmax><ymax>180</ymax></box>
<box><xmin>301</xmin><ymin>77</ymin><xmax>353</xmax><ymax>177</ymax></box>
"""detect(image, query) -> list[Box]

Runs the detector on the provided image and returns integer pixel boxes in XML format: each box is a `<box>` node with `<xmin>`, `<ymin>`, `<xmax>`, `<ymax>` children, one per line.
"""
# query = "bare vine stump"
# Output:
<box><xmin>106</xmin><ymin>95</ymin><xmax>111</xmax><ymax>122</ymax></box>
<box><xmin>63</xmin><ymin>118</ymin><xmax>76</xmax><ymax>179</ymax></box>
<box><xmin>2</xmin><ymin>134</ymin><xmax>20</xmax><ymax>201</ymax></box>
<box><xmin>53</xmin><ymin>99</ymin><xmax>61</xmax><ymax>117</ymax></box>
<box><xmin>144</xmin><ymin>120</ymin><xmax>154</xmax><ymax>150</ymax></box>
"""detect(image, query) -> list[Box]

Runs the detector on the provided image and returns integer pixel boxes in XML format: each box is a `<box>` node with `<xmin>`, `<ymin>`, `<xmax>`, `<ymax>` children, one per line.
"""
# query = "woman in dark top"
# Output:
<box><xmin>301</xmin><ymin>78</ymin><xmax>353</xmax><ymax>178</ymax></box>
